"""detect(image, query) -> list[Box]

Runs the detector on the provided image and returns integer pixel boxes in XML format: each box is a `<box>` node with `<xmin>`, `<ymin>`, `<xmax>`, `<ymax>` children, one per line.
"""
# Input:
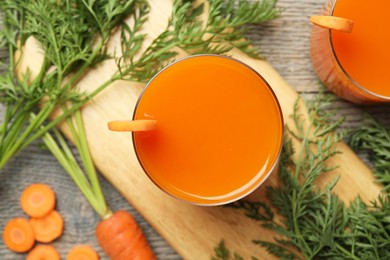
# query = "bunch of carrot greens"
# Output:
<box><xmin>0</xmin><ymin>0</ymin><xmax>280</xmax><ymax>258</ymax></box>
<box><xmin>213</xmin><ymin>95</ymin><xmax>390</xmax><ymax>260</ymax></box>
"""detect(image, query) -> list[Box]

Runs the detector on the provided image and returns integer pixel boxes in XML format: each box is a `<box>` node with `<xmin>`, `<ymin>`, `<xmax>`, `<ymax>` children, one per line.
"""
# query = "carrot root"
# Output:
<box><xmin>96</xmin><ymin>210</ymin><xmax>156</xmax><ymax>260</ymax></box>
<box><xmin>107</xmin><ymin>120</ymin><xmax>157</xmax><ymax>132</ymax></box>
<box><xmin>2</xmin><ymin>218</ymin><xmax>35</xmax><ymax>253</ymax></box>
<box><xmin>310</xmin><ymin>15</ymin><xmax>354</xmax><ymax>33</ymax></box>
<box><xmin>26</xmin><ymin>244</ymin><xmax>60</xmax><ymax>260</ymax></box>
<box><xmin>67</xmin><ymin>245</ymin><xmax>99</xmax><ymax>260</ymax></box>
<box><xmin>20</xmin><ymin>183</ymin><xmax>56</xmax><ymax>218</ymax></box>
<box><xmin>29</xmin><ymin>210</ymin><xmax>64</xmax><ymax>243</ymax></box>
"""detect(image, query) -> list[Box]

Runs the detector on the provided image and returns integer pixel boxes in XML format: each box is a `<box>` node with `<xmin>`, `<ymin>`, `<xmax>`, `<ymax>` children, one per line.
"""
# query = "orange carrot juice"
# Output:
<box><xmin>132</xmin><ymin>55</ymin><xmax>283</xmax><ymax>205</ymax></box>
<box><xmin>310</xmin><ymin>0</ymin><xmax>390</xmax><ymax>103</ymax></box>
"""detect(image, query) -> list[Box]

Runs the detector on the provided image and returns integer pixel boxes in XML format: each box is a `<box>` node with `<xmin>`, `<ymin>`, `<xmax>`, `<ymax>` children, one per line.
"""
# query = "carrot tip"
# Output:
<box><xmin>107</xmin><ymin>120</ymin><xmax>157</xmax><ymax>132</ymax></box>
<box><xmin>310</xmin><ymin>15</ymin><xmax>354</xmax><ymax>33</ymax></box>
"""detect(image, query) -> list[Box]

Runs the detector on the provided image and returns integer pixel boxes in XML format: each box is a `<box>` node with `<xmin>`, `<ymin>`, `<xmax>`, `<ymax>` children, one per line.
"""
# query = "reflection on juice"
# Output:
<box><xmin>133</xmin><ymin>55</ymin><xmax>283</xmax><ymax>205</ymax></box>
<box><xmin>311</xmin><ymin>0</ymin><xmax>390</xmax><ymax>103</ymax></box>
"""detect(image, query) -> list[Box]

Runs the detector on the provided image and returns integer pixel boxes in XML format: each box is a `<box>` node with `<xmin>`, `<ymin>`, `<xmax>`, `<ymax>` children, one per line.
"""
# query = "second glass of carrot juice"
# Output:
<box><xmin>310</xmin><ymin>0</ymin><xmax>390</xmax><ymax>103</ymax></box>
<box><xmin>131</xmin><ymin>55</ymin><xmax>283</xmax><ymax>206</ymax></box>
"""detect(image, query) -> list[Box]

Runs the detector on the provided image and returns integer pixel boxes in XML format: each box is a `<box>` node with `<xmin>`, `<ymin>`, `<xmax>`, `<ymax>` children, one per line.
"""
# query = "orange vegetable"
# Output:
<box><xmin>67</xmin><ymin>245</ymin><xmax>99</xmax><ymax>260</ymax></box>
<box><xmin>107</xmin><ymin>120</ymin><xmax>157</xmax><ymax>132</ymax></box>
<box><xmin>26</xmin><ymin>244</ymin><xmax>60</xmax><ymax>260</ymax></box>
<box><xmin>20</xmin><ymin>183</ymin><xmax>56</xmax><ymax>218</ymax></box>
<box><xmin>29</xmin><ymin>210</ymin><xmax>64</xmax><ymax>243</ymax></box>
<box><xmin>96</xmin><ymin>210</ymin><xmax>155</xmax><ymax>260</ymax></box>
<box><xmin>310</xmin><ymin>15</ymin><xmax>354</xmax><ymax>33</ymax></box>
<box><xmin>2</xmin><ymin>218</ymin><xmax>35</xmax><ymax>253</ymax></box>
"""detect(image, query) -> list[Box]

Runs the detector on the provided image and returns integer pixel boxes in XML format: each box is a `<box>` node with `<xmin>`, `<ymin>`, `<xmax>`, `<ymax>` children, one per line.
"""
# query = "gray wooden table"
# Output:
<box><xmin>1</xmin><ymin>0</ymin><xmax>389</xmax><ymax>259</ymax></box>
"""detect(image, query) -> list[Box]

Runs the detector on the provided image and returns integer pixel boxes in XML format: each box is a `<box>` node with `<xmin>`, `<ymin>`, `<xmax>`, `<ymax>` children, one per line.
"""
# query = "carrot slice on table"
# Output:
<box><xmin>2</xmin><ymin>218</ymin><xmax>35</xmax><ymax>253</ymax></box>
<box><xmin>26</xmin><ymin>244</ymin><xmax>60</xmax><ymax>260</ymax></box>
<box><xmin>96</xmin><ymin>210</ymin><xmax>156</xmax><ymax>260</ymax></box>
<box><xmin>20</xmin><ymin>183</ymin><xmax>56</xmax><ymax>218</ymax></box>
<box><xmin>107</xmin><ymin>120</ymin><xmax>157</xmax><ymax>132</ymax></box>
<box><xmin>67</xmin><ymin>245</ymin><xmax>99</xmax><ymax>260</ymax></box>
<box><xmin>310</xmin><ymin>15</ymin><xmax>354</xmax><ymax>33</ymax></box>
<box><xmin>29</xmin><ymin>210</ymin><xmax>64</xmax><ymax>243</ymax></box>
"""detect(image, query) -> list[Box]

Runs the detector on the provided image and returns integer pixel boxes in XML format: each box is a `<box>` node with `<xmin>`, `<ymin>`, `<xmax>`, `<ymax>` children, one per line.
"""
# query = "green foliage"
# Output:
<box><xmin>211</xmin><ymin>240</ymin><xmax>247</xmax><ymax>260</ymax></box>
<box><xmin>207</xmin><ymin>0</ymin><xmax>279</xmax><ymax>57</ymax></box>
<box><xmin>225</xmin><ymin>95</ymin><xmax>390</xmax><ymax>259</ymax></box>
<box><xmin>0</xmin><ymin>0</ymin><xmax>280</xmax><ymax>168</ymax></box>
<box><xmin>0</xmin><ymin>0</ymin><xmax>281</xmax><ymax>220</ymax></box>
<box><xmin>348</xmin><ymin>114</ymin><xmax>390</xmax><ymax>192</ymax></box>
<box><xmin>229</xmin><ymin>200</ymin><xmax>273</xmax><ymax>222</ymax></box>
<box><xmin>258</xmin><ymin>97</ymin><xmax>347</xmax><ymax>259</ymax></box>
<box><xmin>118</xmin><ymin>0</ymin><xmax>280</xmax><ymax>82</ymax></box>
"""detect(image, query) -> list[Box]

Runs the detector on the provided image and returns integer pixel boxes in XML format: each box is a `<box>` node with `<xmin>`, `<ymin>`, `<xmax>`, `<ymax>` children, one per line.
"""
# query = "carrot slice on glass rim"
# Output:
<box><xmin>107</xmin><ymin>119</ymin><xmax>157</xmax><ymax>132</ymax></box>
<box><xmin>310</xmin><ymin>15</ymin><xmax>354</xmax><ymax>33</ymax></box>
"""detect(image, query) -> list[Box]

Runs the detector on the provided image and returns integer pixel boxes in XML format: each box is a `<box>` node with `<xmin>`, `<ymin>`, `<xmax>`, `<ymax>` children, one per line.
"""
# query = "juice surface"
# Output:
<box><xmin>331</xmin><ymin>0</ymin><xmax>390</xmax><ymax>97</ymax></box>
<box><xmin>133</xmin><ymin>55</ymin><xmax>283</xmax><ymax>205</ymax></box>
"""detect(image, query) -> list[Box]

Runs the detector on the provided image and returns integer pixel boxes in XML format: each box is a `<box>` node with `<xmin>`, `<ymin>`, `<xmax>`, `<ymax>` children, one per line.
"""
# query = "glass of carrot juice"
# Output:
<box><xmin>310</xmin><ymin>0</ymin><xmax>390</xmax><ymax>103</ymax></box>
<box><xmin>131</xmin><ymin>55</ymin><xmax>283</xmax><ymax>206</ymax></box>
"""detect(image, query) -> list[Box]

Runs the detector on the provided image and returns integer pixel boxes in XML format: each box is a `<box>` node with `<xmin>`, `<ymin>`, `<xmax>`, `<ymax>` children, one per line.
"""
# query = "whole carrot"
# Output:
<box><xmin>41</xmin><ymin>116</ymin><xmax>157</xmax><ymax>259</ymax></box>
<box><xmin>96</xmin><ymin>210</ymin><xmax>156</xmax><ymax>260</ymax></box>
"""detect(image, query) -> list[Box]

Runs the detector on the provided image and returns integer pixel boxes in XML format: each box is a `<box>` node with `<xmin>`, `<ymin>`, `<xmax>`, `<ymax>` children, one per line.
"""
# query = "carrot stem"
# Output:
<box><xmin>74</xmin><ymin>110</ymin><xmax>108</xmax><ymax>215</ymax></box>
<box><xmin>41</xmin><ymin>127</ymin><xmax>102</xmax><ymax>214</ymax></box>
<box><xmin>0</xmin><ymin>100</ymin><xmax>55</xmax><ymax>169</ymax></box>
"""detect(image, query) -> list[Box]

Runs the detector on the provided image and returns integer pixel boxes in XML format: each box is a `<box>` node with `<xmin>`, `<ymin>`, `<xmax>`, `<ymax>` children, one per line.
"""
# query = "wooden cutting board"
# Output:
<box><xmin>16</xmin><ymin>0</ymin><xmax>382</xmax><ymax>258</ymax></box>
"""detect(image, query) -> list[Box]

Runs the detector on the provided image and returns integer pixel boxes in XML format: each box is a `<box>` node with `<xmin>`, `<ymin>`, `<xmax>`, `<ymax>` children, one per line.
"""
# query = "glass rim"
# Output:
<box><xmin>131</xmin><ymin>54</ymin><xmax>285</xmax><ymax>206</ymax></box>
<box><xmin>329</xmin><ymin>0</ymin><xmax>390</xmax><ymax>100</ymax></box>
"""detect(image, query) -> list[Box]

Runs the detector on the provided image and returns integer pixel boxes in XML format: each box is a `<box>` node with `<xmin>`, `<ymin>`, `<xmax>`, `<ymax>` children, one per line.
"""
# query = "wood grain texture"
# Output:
<box><xmin>1</xmin><ymin>0</ymin><xmax>390</xmax><ymax>259</ymax></box>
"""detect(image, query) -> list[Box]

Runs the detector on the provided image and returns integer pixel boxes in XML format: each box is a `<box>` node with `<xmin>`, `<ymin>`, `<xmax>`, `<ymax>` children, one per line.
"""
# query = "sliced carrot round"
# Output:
<box><xmin>20</xmin><ymin>183</ymin><xmax>56</xmax><ymax>218</ymax></box>
<box><xmin>26</xmin><ymin>244</ymin><xmax>60</xmax><ymax>260</ymax></box>
<box><xmin>2</xmin><ymin>218</ymin><xmax>35</xmax><ymax>253</ymax></box>
<box><xmin>66</xmin><ymin>245</ymin><xmax>99</xmax><ymax>260</ymax></box>
<box><xmin>29</xmin><ymin>210</ymin><xmax>64</xmax><ymax>243</ymax></box>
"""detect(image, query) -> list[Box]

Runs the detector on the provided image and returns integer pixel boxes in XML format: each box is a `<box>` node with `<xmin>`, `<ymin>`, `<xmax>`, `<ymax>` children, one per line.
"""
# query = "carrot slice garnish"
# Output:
<box><xmin>310</xmin><ymin>16</ymin><xmax>354</xmax><ymax>33</ymax></box>
<box><xmin>2</xmin><ymin>218</ymin><xmax>35</xmax><ymax>253</ymax></box>
<box><xmin>20</xmin><ymin>183</ymin><xmax>56</xmax><ymax>218</ymax></box>
<box><xmin>26</xmin><ymin>244</ymin><xmax>60</xmax><ymax>260</ymax></box>
<box><xmin>107</xmin><ymin>120</ymin><xmax>157</xmax><ymax>132</ymax></box>
<box><xmin>29</xmin><ymin>210</ymin><xmax>64</xmax><ymax>243</ymax></box>
<box><xmin>67</xmin><ymin>245</ymin><xmax>99</xmax><ymax>260</ymax></box>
